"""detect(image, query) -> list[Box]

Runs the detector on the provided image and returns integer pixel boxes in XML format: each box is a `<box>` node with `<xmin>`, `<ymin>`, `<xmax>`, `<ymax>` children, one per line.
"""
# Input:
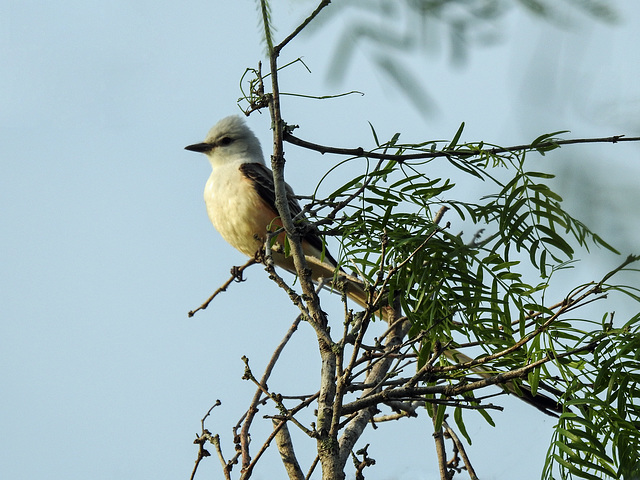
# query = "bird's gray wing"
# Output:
<box><xmin>239</xmin><ymin>162</ymin><xmax>338</xmax><ymax>267</ymax></box>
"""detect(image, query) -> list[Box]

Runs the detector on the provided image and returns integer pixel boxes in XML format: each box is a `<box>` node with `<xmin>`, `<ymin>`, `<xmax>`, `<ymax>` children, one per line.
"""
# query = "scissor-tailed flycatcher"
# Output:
<box><xmin>184</xmin><ymin>115</ymin><xmax>369</xmax><ymax>309</ymax></box>
<box><xmin>185</xmin><ymin>115</ymin><xmax>563</xmax><ymax>416</ymax></box>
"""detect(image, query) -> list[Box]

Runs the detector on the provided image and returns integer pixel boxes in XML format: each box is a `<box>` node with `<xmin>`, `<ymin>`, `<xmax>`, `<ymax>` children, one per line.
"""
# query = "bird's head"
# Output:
<box><xmin>185</xmin><ymin>115</ymin><xmax>264</xmax><ymax>167</ymax></box>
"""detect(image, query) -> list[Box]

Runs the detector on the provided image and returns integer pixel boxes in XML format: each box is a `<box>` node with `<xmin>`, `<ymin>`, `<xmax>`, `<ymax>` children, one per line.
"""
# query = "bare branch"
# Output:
<box><xmin>338</xmin><ymin>302</ymin><xmax>411</xmax><ymax>466</ymax></box>
<box><xmin>211</xmin><ymin>434</ymin><xmax>232</xmax><ymax>480</ymax></box>
<box><xmin>238</xmin><ymin>307</ymin><xmax>308</xmax><ymax>470</ymax></box>
<box><xmin>191</xmin><ymin>401</ymin><xmax>226</xmax><ymax>480</ymax></box>
<box><xmin>188</xmin><ymin>258</ymin><xmax>257</xmax><ymax>317</ymax></box>
<box><xmin>443</xmin><ymin>420</ymin><xmax>479</xmax><ymax>480</ymax></box>
<box><xmin>351</xmin><ymin>444</ymin><xmax>376</xmax><ymax>480</ymax></box>
<box><xmin>432</xmin><ymin>412</ymin><xmax>452</xmax><ymax>480</ymax></box>
<box><xmin>372</xmin><ymin>401</ymin><xmax>420</xmax><ymax>422</ymax></box>
<box><xmin>274</xmin><ymin>1</ymin><xmax>331</xmax><ymax>55</ymax></box>
<box><xmin>273</xmin><ymin>420</ymin><xmax>305</xmax><ymax>480</ymax></box>
<box><xmin>341</xmin><ymin>339</ymin><xmax>598</xmax><ymax>416</ymax></box>
<box><xmin>305</xmin><ymin>456</ymin><xmax>320</xmax><ymax>480</ymax></box>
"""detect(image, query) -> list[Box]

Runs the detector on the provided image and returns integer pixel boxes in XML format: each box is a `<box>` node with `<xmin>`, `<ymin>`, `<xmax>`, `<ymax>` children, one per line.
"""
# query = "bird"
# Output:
<box><xmin>184</xmin><ymin>115</ymin><xmax>370</xmax><ymax>310</ymax></box>
<box><xmin>185</xmin><ymin>115</ymin><xmax>564</xmax><ymax>417</ymax></box>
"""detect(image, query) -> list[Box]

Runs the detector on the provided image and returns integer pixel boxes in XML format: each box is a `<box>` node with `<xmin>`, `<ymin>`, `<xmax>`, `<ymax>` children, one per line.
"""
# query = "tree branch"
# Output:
<box><xmin>340</xmin><ymin>340</ymin><xmax>597</xmax><ymax>416</ymax></box>
<box><xmin>338</xmin><ymin>302</ymin><xmax>411</xmax><ymax>467</ymax></box>
<box><xmin>443</xmin><ymin>420</ymin><xmax>479</xmax><ymax>480</ymax></box>
<box><xmin>273</xmin><ymin>419</ymin><xmax>305</xmax><ymax>480</ymax></box>
<box><xmin>260</xmin><ymin>2</ymin><xmax>347</xmax><ymax>478</ymax></box>
<box><xmin>433</xmin><ymin>411</ymin><xmax>452</xmax><ymax>480</ymax></box>
<box><xmin>236</xmin><ymin>299</ymin><xmax>317</xmax><ymax>472</ymax></box>
<box><xmin>188</xmin><ymin>258</ymin><xmax>257</xmax><ymax>317</ymax></box>
<box><xmin>191</xmin><ymin>401</ymin><xmax>227</xmax><ymax>480</ymax></box>
<box><xmin>284</xmin><ymin>131</ymin><xmax>640</xmax><ymax>162</ymax></box>
<box><xmin>274</xmin><ymin>0</ymin><xmax>331</xmax><ymax>55</ymax></box>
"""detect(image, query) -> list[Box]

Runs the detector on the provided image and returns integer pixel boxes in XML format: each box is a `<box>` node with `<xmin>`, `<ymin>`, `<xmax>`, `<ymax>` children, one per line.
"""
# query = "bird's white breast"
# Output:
<box><xmin>204</xmin><ymin>164</ymin><xmax>273</xmax><ymax>258</ymax></box>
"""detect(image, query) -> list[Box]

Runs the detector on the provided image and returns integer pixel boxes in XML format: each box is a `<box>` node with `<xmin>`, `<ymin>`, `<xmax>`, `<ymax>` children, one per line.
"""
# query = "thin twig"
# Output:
<box><xmin>242</xmin><ymin>356</ymin><xmax>315</xmax><ymax>437</ymax></box>
<box><xmin>241</xmin><ymin>419</ymin><xmax>286</xmax><ymax>479</ymax></box>
<box><xmin>443</xmin><ymin>420</ymin><xmax>479</xmax><ymax>480</ymax></box>
<box><xmin>337</xmin><ymin>302</ymin><xmax>411</xmax><ymax>466</ymax></box>
<box><xmin>191</xmin><ymin>401</ymin><xmax>224</xmax><ymax>480</ymax></box>
<box><xmin>242</xmin><ymin>391</ymin><xmax>320</xmax><ymax>479</ymax></box>
<box><xmin>372</xmin><ymin>400</ymin><xmax>420</xmax><ymax>422</ymax></box>
<box><xmin>211</xmin><ymin>434</ymin><xmax>232</xmax><ymax>480</ymax></box>
<box><xmin>305</xmin><ymin>456</ymin><xmax>320</xmax><ymax>480</ymax></box>
<box><xmin>285</xmin><ymin>132</ymin><xmax>640</xmax><ymax>162</ymax></box>
<box><xmin>274</xmin><ymin>0</ymin><xmax>331</xmax><ymax>55</ymax></box>
<box><xmin>188</xmin><ymin>258</ymin><xmax>257</xmax><ymax>317</ymax></box>
<box><xmin>236</xmin><ymin>282</ymin><xmax>326</xmax><ymax>473</ymax></box>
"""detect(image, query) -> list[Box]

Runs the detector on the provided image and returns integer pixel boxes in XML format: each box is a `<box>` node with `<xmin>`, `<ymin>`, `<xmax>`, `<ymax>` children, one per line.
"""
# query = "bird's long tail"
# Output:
<box><xmin>443</xmin><ymin>349</ymin><xmax>564</xmax><ymax>417</ymax></box>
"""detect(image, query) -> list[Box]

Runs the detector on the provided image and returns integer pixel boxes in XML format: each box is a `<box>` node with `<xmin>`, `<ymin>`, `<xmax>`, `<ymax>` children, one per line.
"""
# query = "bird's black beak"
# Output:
<box><xmin>184</xmin><ymin>142</ymin><xmax>212</xmax><ymax>153</ymax></box>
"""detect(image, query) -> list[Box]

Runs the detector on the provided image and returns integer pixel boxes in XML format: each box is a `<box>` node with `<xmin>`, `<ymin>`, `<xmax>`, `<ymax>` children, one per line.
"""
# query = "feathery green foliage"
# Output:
<box><xmin>306</xmin><ymin>123</ymin><xmax>640</xmax><ymax>479</ymax></box>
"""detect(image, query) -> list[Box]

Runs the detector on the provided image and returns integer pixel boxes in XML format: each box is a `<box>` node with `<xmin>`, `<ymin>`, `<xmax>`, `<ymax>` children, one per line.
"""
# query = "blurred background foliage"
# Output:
<box><xmin>300</xmin><ymin>0</ymin><xmax>639</xmax><ymax>261</ymax></box>
<box><xmin>306</xmin><ymin>0</ymin><xmax>617</xmax><ymax>113</ymax></box>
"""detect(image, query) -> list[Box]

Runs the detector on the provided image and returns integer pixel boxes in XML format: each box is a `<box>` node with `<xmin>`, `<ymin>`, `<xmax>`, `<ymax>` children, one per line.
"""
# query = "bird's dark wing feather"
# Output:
<box><xmin>239</xmin><ymin>162</ymin><xmax>338</xmax><ymax>267</ymax></box>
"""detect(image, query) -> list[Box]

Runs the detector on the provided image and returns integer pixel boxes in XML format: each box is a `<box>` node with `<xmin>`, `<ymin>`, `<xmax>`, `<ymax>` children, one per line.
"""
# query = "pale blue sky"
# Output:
<box><xmin>2</xmin><ymin>1</ymin><xmax>639</xmax><ymax>479</ymax></box>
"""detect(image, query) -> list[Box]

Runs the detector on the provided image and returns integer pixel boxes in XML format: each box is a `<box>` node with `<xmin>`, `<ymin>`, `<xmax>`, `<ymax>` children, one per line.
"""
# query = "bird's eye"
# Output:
<box><xmin>219</xmin><ymin>137</ymin><xmax>234</xmax><ymax>146</ymax></box>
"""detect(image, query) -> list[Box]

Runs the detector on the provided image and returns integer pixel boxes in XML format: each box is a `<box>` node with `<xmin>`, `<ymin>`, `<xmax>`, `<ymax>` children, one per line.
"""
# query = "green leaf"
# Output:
<box><xmin>448</xmin><ymin>122</ymin><xmax>465</xmax><ymax>150</ymax></box>
<box><xmin>525</xmin><ymin>171</ymin><xmax>556</xmax><ymax>179</ymax></box>
<box><xmin>531</xmin><ymin>130</ymin><xmax>570</xmax><ymax>154</ymax></box>
<box><xmin>434</xmin><ymin>402</ymin><xmax>446</xmax><ymax>431</ymax></box>
<box><xmin>328</xmin><ymin>174</ymin><xmax>365</xmax><ymax>199</ymax></box>
<box><xmin>477</xmin><ymin>408</ymin><xmax>495</xmax><ymax>427</ymax></box>
<box><xmin>368</xmin><ymin>121</ymin><xmax>380</xmax><ymax>146</ymax></box>
<box><xmin>453</xmin><ymin>406</ymin><xmax>472</xmax><ymax>444</ymax></box>
<box><xmin>528</xmin><ymin>368</ymin><xmax>540</xmax><ymax>397</ymax></box>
